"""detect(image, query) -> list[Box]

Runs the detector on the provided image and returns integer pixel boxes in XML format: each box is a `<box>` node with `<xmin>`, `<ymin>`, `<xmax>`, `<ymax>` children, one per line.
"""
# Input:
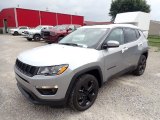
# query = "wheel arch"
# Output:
<box><xmin>142</xmin><ymin>50</ymin><xmax>148</xmax><ymax>59</ymax></box>
<box><xmin>65</xmin><ymin>66</ymin><xmax>103</xmax><ymax>102</ymax></box>
<box><xmin>33</xmin><ymin>33</ymin><xmax>41</xmax><ymax>37</ymax></box>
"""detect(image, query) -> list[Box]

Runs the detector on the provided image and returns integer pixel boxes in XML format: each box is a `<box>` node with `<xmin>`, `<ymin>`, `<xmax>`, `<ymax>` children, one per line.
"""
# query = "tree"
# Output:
<box><xmin>109</xmin><ymin>0</ymin><xmax>151</xmax><ymax>21</ymax></box>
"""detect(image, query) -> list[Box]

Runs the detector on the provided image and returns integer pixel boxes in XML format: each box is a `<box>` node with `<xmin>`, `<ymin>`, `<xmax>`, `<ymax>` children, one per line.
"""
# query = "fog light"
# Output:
<box><xmin>36</xmin><ymin>85</ymin><xmax>58</xmax><ymax>95</ymax></box>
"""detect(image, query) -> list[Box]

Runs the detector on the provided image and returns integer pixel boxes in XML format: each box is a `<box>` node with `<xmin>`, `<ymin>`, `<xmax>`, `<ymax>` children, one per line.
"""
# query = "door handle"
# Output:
<box><xmin>122</xmin><ymin>47</ymin><xmax>128</xmax><ymax>53</ymax></box>
<box><xmin>138</xmin><ymin>42</ymin><xmax>143</xmax><ymax>46</ymax></box>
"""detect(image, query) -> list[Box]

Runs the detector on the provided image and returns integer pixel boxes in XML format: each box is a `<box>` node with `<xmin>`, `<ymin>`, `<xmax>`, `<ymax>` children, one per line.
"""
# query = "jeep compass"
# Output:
<box><xmin>14</xmin><ymin>24</ymin><xmax>148</xmax><ymax>111</ymax></box>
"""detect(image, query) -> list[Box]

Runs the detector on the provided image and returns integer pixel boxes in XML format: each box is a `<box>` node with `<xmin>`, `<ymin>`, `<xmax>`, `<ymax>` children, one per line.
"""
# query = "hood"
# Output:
<box><xmin>18</xmin><ymin>44</ymin><xmax>100</xmax><ymax>67</ymax></box>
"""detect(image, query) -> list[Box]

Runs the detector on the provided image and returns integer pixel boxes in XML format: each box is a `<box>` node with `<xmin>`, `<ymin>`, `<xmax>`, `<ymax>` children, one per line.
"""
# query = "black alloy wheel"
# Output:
<box><xmin>133</xmin><ymin>55</ymin><xmax>147</xmax><ymax>76</ymax></box>
<box><xmin>69</xmin><ymin>74</ymin><xmax>99</xmax><ymax>111</ymax></box>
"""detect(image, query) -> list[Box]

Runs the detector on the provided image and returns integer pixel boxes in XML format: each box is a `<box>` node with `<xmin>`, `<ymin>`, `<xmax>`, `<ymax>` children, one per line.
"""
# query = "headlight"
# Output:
<box><xmin>37</xmin><ymin>64</ymin><xmax>68</xmax><ymax>76</ymax></box>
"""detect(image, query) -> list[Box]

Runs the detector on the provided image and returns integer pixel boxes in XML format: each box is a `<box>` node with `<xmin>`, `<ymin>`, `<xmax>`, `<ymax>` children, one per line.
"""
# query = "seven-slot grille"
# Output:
<box><xmin>16</xmin><ymin>59</ymin><xmax>39</xmax><ymax>77</ymax></box>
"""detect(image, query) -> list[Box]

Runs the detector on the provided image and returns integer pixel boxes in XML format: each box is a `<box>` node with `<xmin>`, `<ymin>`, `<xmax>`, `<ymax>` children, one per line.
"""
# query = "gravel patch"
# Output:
<box><xmin>0</xmin><ymin>34</ymin><xmax>160</xmax><ymax>120</ymax></box>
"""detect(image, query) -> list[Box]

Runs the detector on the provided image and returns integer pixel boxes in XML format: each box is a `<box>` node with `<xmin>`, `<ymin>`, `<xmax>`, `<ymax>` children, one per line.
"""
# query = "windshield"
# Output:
<box><xmin>54</xmin><ymin>25</ymin><xmax>68</xmax><ymax>30</ymax></box>
<box><xmin>59</xmin><ymin>28</ymin><xmax>108</xmax><ymax>48</ymax></box>
<box><xmin>35</xmin><ymin>26</ymin><xmax>43</xmax><ymax>30</ymax></box>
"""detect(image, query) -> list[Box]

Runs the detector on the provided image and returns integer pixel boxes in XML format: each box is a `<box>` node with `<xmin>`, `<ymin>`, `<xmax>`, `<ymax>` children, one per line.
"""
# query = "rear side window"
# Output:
<box><xmin>135</xmin><ymin>30</ymin><xmax>141</xmax><ymax>39</ymax></box>
<box><xmin>124</xmin><ymin>28</ymin><xmax>137</xmax><ymax>43</ymax></box>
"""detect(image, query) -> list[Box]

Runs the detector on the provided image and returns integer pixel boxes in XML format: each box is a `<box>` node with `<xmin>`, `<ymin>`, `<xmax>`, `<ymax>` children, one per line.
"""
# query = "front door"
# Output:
<box><xmin>102</xmin><ymin>28</ymin><xmax>125</xmax><ymax>81</ymax></box>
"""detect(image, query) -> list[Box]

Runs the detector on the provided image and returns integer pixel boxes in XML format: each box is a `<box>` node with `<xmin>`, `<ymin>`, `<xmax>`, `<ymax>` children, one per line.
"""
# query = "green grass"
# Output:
<box><xmin>148</xmin><ymin>36</ymin><xmax>160</xmax><ymax>49</ymax></box>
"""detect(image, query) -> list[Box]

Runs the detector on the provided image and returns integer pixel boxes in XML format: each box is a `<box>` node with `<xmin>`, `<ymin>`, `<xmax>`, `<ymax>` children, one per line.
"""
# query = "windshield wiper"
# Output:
<box><xmin>59</xmin><ymin>43</ymin><xmax>80</xmax><ymax>47</ymax></box>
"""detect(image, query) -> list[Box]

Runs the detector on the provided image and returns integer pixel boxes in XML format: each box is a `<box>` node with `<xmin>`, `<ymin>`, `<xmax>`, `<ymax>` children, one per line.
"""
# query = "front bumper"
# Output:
<box><xmin>27</xmin><ymin>34</ymin><xmax>34</xmax><ymax>38</ymax></box>
<box><xmin>17</xmin><ymin>82</ymin><xmax>66</xmax><ymax>106</ymax></box>
<box><xmin>15</xmin><ymin>66</ymin><xmax>73</xmax><ymax>105</ymax></box>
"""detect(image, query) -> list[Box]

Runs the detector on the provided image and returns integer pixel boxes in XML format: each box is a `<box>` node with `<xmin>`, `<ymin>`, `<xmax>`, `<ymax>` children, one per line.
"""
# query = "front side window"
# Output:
<box><xmin>19</xmin><ymin>27</ymin><xmax>27</xmax><ymax>29</ymax></box>
<box><xmin>68</xmin><ymin>25</ymin><xmax>75</xmax><ymax>31</ymax></box>
<box><xmin>48</xmin><ymin>27</ymin><xmax>53</xmax><ymax>30</ymax></box>
<box><xmin>35</xmin><ymin>26</ymin><xmax>43</xmax><ymax>30</ymax></box>
<box><xmin>54</xmin><ymin>25</ymin><xmax>68</xmax><ymax>30</ymax></box>
<box><xmin>106</xmin><ymin>28</ymin><xmax>124</xmax><ymax>45</ymax></box>
<box><xmin>124</xmin><ymin>28</ymin><xmax>138</xmax><ymax>43</ymax></box>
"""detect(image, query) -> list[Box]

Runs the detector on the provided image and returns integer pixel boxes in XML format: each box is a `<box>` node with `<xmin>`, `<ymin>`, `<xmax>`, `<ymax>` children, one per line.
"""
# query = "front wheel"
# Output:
<box><xmin>34</xmin><ymin>34</ymin><xmax>41</xmax><ymax>41</ymax></box>
<box><xmin>133</xmin><ymin>55</ymin><xmax>147</xmax><ymax>76</ymax></box>
<box><xmin>57</xmin><ymin>37</ymin><xmax>63</xmax><ymax>42</ymax></box>
<box><xmin>27</xmin><ymin>38</ymin><xmax>32</xmax><ymax>41</ymax></box>
<box><xmin>69</xmin><ymin>74</ymin><xmax>99</xmax><ymax>111</ymax></box>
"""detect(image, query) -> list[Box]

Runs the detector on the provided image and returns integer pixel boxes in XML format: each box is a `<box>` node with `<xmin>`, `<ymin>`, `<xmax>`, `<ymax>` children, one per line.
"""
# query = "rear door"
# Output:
<box><xmin>122</xmin><ymin>28</ymin><xmax>141</xmax><ymax>68</ymax></box>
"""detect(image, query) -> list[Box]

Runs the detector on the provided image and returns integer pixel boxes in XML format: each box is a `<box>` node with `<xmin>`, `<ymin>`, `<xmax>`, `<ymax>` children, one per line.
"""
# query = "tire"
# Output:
<box><xmin>27</xmin><ymin>38</ymin><xmax>32</xmax><ymax>41</ymax></box>
<box><xmin>14</xmin><ymin>31</ymin><xmax>19</xmax><ymax>36</ymax></box>
<box><xmin>34</xmin><ymin>34</ymin><xmax>41</xmax><ymax>41</ymax></box>
<box><xmin>133</xmin><ymin>55</ymin><xmax>147</xmax><ymax>76</ymax></box>
<box><xmin>57</xmin><ymin>37</ymin><xmax>63</xmax><ymax>42</ymax></box>
<box><xmin>69</xmin><ymin>74</ymin><xmax>99</xmax><ymax>111</ymax></box>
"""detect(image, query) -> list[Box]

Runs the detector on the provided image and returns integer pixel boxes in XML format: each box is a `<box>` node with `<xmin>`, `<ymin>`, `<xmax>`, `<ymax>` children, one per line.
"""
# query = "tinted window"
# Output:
<box><xmin>124</xmin><ymin>28</ymin><xmax>137</xmax><ymax>43</ymax></box>
<box><xmin>106</xmin><ymin>28</ymin><xmax>124</xmax><ymax>45</ymax></box>
<box><xmin>48</xmin><ymin>27</ymin><xmax>52</xmax><ymax>29</ymax></box>
<box><xmin>135</xmin><ymin>30</ymin><xmax>141</xmax><ymax>39</ymax></box>
<box><xmin>20</xmin><ymin>27</ymin><xmax>27</xmax><ymax>29</ymax></box>
<box><xmin>68</xmin><ymin>25</ymin><xmax>75</xmax><ymax>31</ymax></box>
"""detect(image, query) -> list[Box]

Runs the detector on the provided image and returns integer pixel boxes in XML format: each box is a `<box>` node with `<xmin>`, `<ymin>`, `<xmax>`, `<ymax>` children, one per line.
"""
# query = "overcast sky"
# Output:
<box><xmin>0</xmin><ymin>0</ymin><xmax>159</xmax><ymax>22</ymax></box>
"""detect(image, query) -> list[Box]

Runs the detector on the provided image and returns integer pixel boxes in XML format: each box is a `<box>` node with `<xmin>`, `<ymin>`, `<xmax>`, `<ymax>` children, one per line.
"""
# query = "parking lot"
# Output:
<box><xmin>0</xmin><ymin>34</ymin><xmax>160</xmax><ymax>120</ymax></box>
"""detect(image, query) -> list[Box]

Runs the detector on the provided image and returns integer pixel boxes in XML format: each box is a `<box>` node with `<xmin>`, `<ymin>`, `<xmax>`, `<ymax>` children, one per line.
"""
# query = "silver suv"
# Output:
<box><xmin>14</xmin><ymin>24</ymin><xmax>148</xmax><ymax>111</ymax></box>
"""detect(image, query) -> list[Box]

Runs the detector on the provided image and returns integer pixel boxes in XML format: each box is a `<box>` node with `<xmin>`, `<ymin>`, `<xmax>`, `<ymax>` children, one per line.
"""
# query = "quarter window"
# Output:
<box><xmin>106</xmin><ymin>28</ymin><xmax>124</xmax><ymax>45</ymax></box>
<box><xmin>124</xmin><ymin>28</ymin><xmax>138</xmax><ymax>43</ymax></box>
<box><xmin>135</xmin><ymin>30</ymin><xmax>141</xmax><ymax>39</ymax></box>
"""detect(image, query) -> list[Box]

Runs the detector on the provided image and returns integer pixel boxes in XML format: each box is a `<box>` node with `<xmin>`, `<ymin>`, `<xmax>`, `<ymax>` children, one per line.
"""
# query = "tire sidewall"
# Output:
<box><xmin>71</xmin><ymin>74</ymin><xmax>99</xmax><ymax>111</ymax></box>
<box><xmin>14</xmin><ymin>31</ymin><xmax>19</xmax><ymax>35</ymax></box>
<box><xmin>135</xmin><ymin>55</ymin><xmax>147</xmax><ymax>75</ymax></box>
<box><xmin>58</xmin><ymin>37</ymin><xmax>63</xmax><ymax>42</ymax></box>
<box><xmin>34</xmin><ymin>34</ymin><xmax>41</xmax><ymax>41</ymax></box>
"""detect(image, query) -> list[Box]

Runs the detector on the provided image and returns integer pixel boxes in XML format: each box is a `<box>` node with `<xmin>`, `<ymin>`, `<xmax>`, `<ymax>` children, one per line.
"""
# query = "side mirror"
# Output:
<box><xmin>102</xmin><ymin>40</ymin><xmax>120</xmax><ymax>49</ymax></box>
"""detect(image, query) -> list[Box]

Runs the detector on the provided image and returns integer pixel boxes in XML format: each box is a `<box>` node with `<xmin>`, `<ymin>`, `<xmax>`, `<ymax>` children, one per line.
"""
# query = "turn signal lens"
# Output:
<box><xmin>57</xmin><ymin>65</ymin><xmax>68</xmax><ymax>75</ymax></box>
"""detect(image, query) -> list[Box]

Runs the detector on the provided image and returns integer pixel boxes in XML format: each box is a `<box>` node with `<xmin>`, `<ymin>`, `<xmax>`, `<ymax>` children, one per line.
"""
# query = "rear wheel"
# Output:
<box><xmin>34</xmin><ymin>34</ymin><xmax>41</xmax><ymax>41</ymax></box>
<box><xmin>133</xmin><ymin>55</ymin><xmax>147</xmax><ymax>76</ymax></box>
<box><xmin>27</xmin><ymin>38</ymin><xmax>32</xmax><ymax>41</ymax></box>
<box><xmin>58</xmin><ymin>37</ymin><xmax>63</xmax><ymax>42</ymax></box>
<box><xmin>13</xmin><ymin>31</ymin><xmax>19</xmax><ymax>35</ymax></box>
<box><xmin>69</xmin><ymin>74</ymin><xmax>99</xmax><ymax>111</ymax></box>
